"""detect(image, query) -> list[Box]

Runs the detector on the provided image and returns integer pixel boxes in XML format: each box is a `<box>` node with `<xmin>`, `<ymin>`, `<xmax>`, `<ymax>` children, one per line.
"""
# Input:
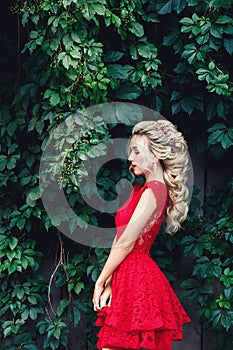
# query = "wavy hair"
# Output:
<box><xmin>131</xmin><ymin>120</ymin><xmax>190</xmax><ymax>234</ymax></box>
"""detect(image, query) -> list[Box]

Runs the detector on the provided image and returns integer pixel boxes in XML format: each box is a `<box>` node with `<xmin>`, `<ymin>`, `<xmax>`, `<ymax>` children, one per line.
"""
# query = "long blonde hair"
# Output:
<box><xmin>131</xmin><ymin>120</ymin><xmax>190</xmax><ymax>234</ymax></box>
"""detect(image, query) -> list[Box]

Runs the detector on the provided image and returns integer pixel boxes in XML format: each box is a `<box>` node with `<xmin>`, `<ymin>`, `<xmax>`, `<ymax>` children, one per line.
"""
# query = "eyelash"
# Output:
<box><xmin>129</xmin><ymin>150</ymin><xmax>140</xmax><ymax>156</ymax></box>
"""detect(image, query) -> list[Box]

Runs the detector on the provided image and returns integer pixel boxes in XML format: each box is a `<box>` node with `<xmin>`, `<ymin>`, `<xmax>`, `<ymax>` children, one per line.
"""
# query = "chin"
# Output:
<box><xmin>133</xmin><ymin>169</ymin><xmax>144</xmax><ymax>176</ymax></box>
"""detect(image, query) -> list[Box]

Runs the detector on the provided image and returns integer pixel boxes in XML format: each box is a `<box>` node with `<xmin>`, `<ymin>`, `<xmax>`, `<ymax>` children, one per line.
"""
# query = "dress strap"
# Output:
<box><xmin>142</xmin><ymin>181</ymin><xmax>168</xmax><ymax>210</ymax></box>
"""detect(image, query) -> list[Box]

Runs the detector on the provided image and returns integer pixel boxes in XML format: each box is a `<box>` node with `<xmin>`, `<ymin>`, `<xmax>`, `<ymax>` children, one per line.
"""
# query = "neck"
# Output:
<box><xmin>145</xmin><ymin>163</ymin><xmax>165</xmax><ymax>183</ymax></box>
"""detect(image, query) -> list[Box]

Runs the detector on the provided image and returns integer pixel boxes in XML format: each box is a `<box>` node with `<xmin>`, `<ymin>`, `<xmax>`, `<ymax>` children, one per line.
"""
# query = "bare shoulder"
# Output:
<box><xmin>139</xmin><ymin>187</ymin><xmax>157</xmax><ymax>209</ymax></box>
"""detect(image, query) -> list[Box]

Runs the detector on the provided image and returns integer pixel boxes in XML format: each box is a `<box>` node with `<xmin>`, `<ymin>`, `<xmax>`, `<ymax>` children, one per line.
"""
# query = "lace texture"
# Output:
<box><xmin>96</xmin><ymin>181</ymin><xmax>190</xmax><ymax>349</ymax></box>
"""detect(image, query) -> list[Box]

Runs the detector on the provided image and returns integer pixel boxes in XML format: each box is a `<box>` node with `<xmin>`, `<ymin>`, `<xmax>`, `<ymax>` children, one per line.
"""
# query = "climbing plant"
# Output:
<box><xmin>180</xmin><ymin>180</ymin><xmax>233</xmax><ymax>350</ymax></box>
<box><xmin>0</xmin><ymin>0</ymin><xmax>232</xmax><ymax>349</ymax></box>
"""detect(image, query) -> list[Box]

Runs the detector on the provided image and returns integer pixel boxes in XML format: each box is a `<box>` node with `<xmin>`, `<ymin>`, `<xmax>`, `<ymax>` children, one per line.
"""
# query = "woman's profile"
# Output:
<box><xmin>92</xmin><ymin>120</ymin><xmax>191</xmax><ymax>350</ymax></box>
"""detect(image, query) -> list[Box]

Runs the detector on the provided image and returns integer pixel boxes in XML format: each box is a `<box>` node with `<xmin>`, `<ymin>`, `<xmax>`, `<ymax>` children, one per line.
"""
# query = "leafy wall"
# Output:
<box><xmin>0</xmin><ymin>0</ymin><xmax>232</xmax><ymax>349</ymax></box>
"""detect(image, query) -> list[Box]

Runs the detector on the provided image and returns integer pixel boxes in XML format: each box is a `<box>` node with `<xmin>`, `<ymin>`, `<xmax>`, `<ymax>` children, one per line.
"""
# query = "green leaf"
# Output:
<box><xmin>107</xmin><ymin>64</ymin><xmax>128</xmax><ymax>79</ymax></box>
<box><xmin>7</xmin><ymin>250</ymin><xmax>16</xmax><ymax>262</ymax></box>
<box><xmin>56</xmin><ymin>299</ymin><xmax>70</xmax><ymax>317</ymax></box>
<box><xmin>27</xmin><ymin>187</ymin><xmax>41</xmax><ymax>203</ymax></box>
<box><xmin>29</xmin><ymin>307</ymin><xmax>38</xmax><ymax>320</ymax></box>
<box><xmin>74</xmin><ymin>281</ymin><xmax>84</xmax><ymax>294</ymax></box>
<box><xmin>50</xmin><ymin>92</ymin><xmax>61</xmax><ymax>106</ymax></box>
<box><xmin>221</xmin><ymin>314</ymin><xmax>232</xmax><ymax>330</ymax></box>
<box><xmin>111</xmin><ymin>13</ymin><xmax>121</xmax><ymax>27</ymax></box>
<box><xmin>7</xmin><ymin>122</ymin><xmax>17</xmax><ymax>136</ymax></box>
<box><xmin>142</xmin><ymin>12</ymin><xmax>158</xmax><ymax>23</ymax></box>
<box><xmin>21</xmin><ymin>257</ymin><xmax>29</xmax><ymax>270</ymax></box>
<box><xmin>28</xmin><ymin>295</ymin><xmax>37</xmax><ymax>305</ymax></box>
<box><xmin>36</xmin><ymin>120</ymin><xmax>44</xmax><ymax>134</ymax></box>
<box><xmin>62</xmin><ymin>55</ymin><xmax>72</xmax><ymax>69</ymax></box>
<box><xmin>210</xmin><ymin>26</ymin><xmax>223</xmax><ymax>38</ymax></box>
<box><xmin>70</xmin><ymin>31</ymin><xmax>81</xmax><ymax>44</ymax></box>
<box><xmin>180</xmin><ymin>17</ymin><xmax>194</xmax><ymax>25</ymax></box>
<box><xmin>215</xmin><ymin>15</ymin><xmax>232</xmax><ymax>24</ymax></box>
<box><xmin>3</xmin><ymin>326</ymin><xmax>12</xmax><ymax>337</ymax></box>
<box><xmin>9</xmin><ymin>237</ymin><xmax>18</xmax><ymax>250</ymax></box>
<box><xmin>115</xmin><ymin>83</ymin><xmax>142</xmax><ymax>100</ymax></box>
<box><xmin>157</xmin><ymin>0</ymin><xmax>173</xmax><ymax>14</ymax></box>
<box><xmin>8</xmin><ymin>263</ymin><xmax>17</xmax><ymax>274</ymax></box>
<box><xmin>221</xmin><ymin>134</ymin><xmax>233</xmax><ymax>150</ymax></box>
<box><xmin>129</xmin><ymin>22</ymin><xmax>144</xmax><ymax>37</ymax></box>
<box><xmin>30</xmin><ymin>31</ymin><xmax>38</xmax><ymax>39</ymax></box>
<box><xmin>138</xmin><ymin>43</ymin><xmax>158</xmax><ymax>58</ymax></box>
<box><xmin>104</xmin><ymin>51</ymin><xmax>124</xmax><ymax>62</ymax></box>
<box><xmin>70</xmin><ymin>306</ymin><xmax>81</xmax><ymax>326</ymax></box>
<box><xmin>207</xmin><ymin>123</ymin><xmax>226</xmax><ymax>132</ymax></box>
<box><xmin>180</xmin><ymin>278</ymin><xmax>200</xmax><ymax>289</ymax></box>
<box><xmin>0</xmin><ymin>155</ymin><xmax>8</xmax><ymax>171</ymax></box>
<box><xmin>17</xmin><ymin>288</ymin><xmax>25</xmax><ymax>300</ymax></box>
<box><xmin>208</xmin><ymin>130</ymin><xmax>225</xmax><ymax>146</ymax></box>
<box><xmin>223</xmin><ymin>38</ymin><xmax>233</xmax><ymax>55</ymax></box>
<box><xmin>21</xmin><ymin>309</ymin><xmax>29</xmax><ymax>320</ymax></box>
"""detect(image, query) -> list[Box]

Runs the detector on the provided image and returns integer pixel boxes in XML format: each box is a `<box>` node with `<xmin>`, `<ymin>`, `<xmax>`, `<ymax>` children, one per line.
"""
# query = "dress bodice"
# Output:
<box><xmin>115</xmin><ymin>181</ymin><xmax>168</xmax><ymax>255</ymax></box>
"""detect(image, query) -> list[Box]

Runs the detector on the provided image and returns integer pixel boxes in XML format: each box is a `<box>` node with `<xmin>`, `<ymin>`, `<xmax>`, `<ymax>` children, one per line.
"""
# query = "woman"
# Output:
<box><xmin>92</xmin><ymin>120</ymin><xmax>191</xmax><ymax>350</ymax></box>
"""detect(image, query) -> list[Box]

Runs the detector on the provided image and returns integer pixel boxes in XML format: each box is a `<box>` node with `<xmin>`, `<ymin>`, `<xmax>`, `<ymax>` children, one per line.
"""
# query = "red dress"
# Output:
<box><xmin>96</xmin><ymin>181</ymin><xmax>190</xmax><ymax>350</ymax></box>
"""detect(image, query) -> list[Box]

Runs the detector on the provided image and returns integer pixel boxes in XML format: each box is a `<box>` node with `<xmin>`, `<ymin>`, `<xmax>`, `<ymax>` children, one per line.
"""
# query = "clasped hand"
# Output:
<box><xmin>92</xmin><ymin>283</ymin><xmax>112</xmax><ymax>311</ymax></box>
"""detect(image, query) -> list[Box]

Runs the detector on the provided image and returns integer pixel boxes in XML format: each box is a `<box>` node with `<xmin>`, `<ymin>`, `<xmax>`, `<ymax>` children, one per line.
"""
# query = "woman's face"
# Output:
<box><xmin>128</xmin><ymin>135</ymin><xmax>155</xmax><ymax>176</ymax></box>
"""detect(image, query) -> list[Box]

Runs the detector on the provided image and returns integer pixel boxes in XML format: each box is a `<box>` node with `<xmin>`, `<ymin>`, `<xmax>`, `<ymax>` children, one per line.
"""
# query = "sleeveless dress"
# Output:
<box><xmin>95</xmin><ymin>181</ymin><xmax>190</xmax><ymax>350</ymax></box>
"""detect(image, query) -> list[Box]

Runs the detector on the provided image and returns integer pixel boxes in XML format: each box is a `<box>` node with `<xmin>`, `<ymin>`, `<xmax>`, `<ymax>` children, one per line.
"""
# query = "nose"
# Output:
<box><xmin>128</xmin><ymin>152</ymin><xmax>134</xmax><ymax>161</ymax></box>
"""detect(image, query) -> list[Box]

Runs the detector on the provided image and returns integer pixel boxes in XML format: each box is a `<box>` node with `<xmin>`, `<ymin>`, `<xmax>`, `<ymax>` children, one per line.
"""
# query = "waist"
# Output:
<box><xmin>130</xmin><ymin>248</ymin><xmax>150</xmax><ymax>256</ymax></box>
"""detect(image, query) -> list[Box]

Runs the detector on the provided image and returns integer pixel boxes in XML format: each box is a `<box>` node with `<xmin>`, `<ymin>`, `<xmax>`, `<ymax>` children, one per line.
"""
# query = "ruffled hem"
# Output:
<box><xmin>96</xmin><ymin>307</ymin><xmax>190</xmax><ymax>350</ymax></box>
<box><xmin>96</xmin><ymin>323</ymin><xmax>182</xmax><ymax>350</ymax></box>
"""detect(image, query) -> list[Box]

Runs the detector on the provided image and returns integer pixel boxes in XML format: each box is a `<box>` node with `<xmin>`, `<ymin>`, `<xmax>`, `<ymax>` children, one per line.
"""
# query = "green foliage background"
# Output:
<box><xmin>0</xmin><ymin>0</ymin><xmax>233</xmax><ymax>349</ymax></box>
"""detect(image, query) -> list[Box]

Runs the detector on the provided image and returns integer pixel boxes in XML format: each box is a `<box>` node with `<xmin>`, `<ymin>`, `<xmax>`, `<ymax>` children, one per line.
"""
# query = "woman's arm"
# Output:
<box><xmin>104</xmin><ymin>274</ymin><xmax>112</xmax><ymax>287</ymax></box>
<box><xmin>93</xmin><ymin>188</ymin><xmax>157</xmax><ymax>310</ymax></box>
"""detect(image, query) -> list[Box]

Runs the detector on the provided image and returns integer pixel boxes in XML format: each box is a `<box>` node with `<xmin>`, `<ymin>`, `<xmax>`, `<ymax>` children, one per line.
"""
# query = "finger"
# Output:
<box><xmin>94</xmin><ymin>302</ymin><xmax>100</xmax><ymax>311</ymax></box>
<box><xmin>100</xmin><ymin>297</ymin><xmax>108</xmax><ymax>308</ymax></box>
<box><xmin>108</xmin><ymin>295</ymin><xmax>112</xmax><ymax>306</ymax></box>
<box><xmin>93</xmin><ymin>290</ymin><xmax>102</xmax><ymax>306</ymax></box>
<box><xmin>94</xmin><ymin>298</ymin><xmax>101</xmax><ymax>310</ymax></box>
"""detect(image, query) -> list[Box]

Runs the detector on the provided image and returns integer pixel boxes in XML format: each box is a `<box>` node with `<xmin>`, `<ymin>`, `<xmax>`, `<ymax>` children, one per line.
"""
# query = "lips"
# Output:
<box><xmin>131</xmin><ymin>164</ymin><xmax>136</xmax><ymax>169</ymax></box>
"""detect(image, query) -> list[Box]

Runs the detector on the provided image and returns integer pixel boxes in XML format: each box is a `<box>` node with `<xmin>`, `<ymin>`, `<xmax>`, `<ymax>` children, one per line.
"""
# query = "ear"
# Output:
<box><xmin>152</xmin><ymin>153</ymin><xmax>159</xmax><ymax>161</ymax></box>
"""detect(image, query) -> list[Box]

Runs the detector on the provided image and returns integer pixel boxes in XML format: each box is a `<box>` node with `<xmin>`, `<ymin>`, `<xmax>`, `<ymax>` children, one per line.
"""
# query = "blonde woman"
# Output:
<box><xmin>92</xmin><ymin>120</ymin><xmax>191</xmax><ymax>350</ymax></box>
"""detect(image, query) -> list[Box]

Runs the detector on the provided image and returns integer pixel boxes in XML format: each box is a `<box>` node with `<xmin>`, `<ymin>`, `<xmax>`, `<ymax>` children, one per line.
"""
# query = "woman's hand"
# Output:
<box><xmin>99</xmin><ymin>284</ymin><xmax>112</xmax><ymax>309</ymax></box>
<box><xmin>92</xmin><ymin>283</ymin><xmax>104</xmax><ymax>311</ymax></box>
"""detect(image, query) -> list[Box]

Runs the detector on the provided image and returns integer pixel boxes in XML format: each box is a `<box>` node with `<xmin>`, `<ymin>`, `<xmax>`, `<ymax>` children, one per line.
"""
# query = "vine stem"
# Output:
<box><xmin>47</xmin><ymin>230</ymin><xmax>71</xmax><ymax>317</ymax></box>
<box><xmin>14</xmin><ymin>13</ymin><xmax>21</xmax><ymax>93</ymax></box>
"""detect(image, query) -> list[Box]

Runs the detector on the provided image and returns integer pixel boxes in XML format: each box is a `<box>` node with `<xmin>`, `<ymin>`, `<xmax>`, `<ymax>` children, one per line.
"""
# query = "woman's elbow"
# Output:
<box><xmin>118</xmin><ymin>240</ymin><xmax>135</xmax><ymax>255</ymax></box>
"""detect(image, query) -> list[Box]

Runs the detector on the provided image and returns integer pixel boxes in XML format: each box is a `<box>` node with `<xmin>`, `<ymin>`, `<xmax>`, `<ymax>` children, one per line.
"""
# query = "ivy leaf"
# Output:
<box><xmin>157</xmin><ymin>0</ymin><xmax>173</xmax><ymax>14</ymax></box>
<box><xmin>223</xmin><ymin>38</ymin><xmax>233</xmax><ymax>55</ymax></box>
<box><xmin>29</xmin><ymin>307</ymin><xmax>38</xmax><ymax>320</ymax></box>
<box><xmin>221</xmin><ymin>134</ymin><xmax>233</xmax><ymax>150</ymax></box>
<box><xmin>180</xmin><ymin>278</ymin><xmax>200</xmax><ymax>289</ymax></box>
<box><xmin>173</xmin><ymin>0</ymin><xmax>186</xmax><ymax>14</ymax></box>
<box><xmin>9</xmin><ymin>237</ymin><xmax>18</xmax><ymax>250</ymax></box>
<box><xmin>107</xmin><ymin>64</ymin><xmax>129</xmax><ymax>79</ymax></box>
<box><xmin>104</xmin><ymin>51</ymin><xmax>124</xmax><ymax>62</ymax></box>
<box><xmin>74</xmin><ymin>281</ymin><xmax>84</xmax><ymax>294</ymax></box>
<box><xmin>7</xmin><ymin>122</ymin><xmax>17</xmax><ymax>136</ymax></box>
<box><xmin>207</xmin><ymin>123</ymin><xmax>226</xmax><ymax>132</ymax></box>
<box><xmin>180</xmin><ymin>17</ymin><xmax>194</xmax><ymax>25</ymax></box>
<box><xmin>70</xmin><ymin>306</ymin><xmax>81</xmax><ymax>327</ymax></box>
<box><xmin>71</xmin><ymin>31</ymin><xmax>81</xmax><ymax>44</ymax></box>
<box><xmin>50</xmin><ymin>93</ymin><xmax>60</xmax><ymax>106</ymax></box>
<box><xmin>56</xmin><ymin>299</ymin><xmax>70</xmax><ymax>317</ymax></box>
<box><xmin>207</xmin><ymin>130</ymin><xmax>225</xmax><ymax>146</ymax></box>
<box><xmin>129</xmin><ymin>22</ymin><xmax>144</xmax><ymax>37</ymax></box>
<box><xmin>115</xmin><ymin>83</ymin><xmax>142</xmax><ymax>100</ymax></box>
<box><xmin>0</xmin><ymin>155</ymin><xmax>7</xmax><ymax>171</ymax></box>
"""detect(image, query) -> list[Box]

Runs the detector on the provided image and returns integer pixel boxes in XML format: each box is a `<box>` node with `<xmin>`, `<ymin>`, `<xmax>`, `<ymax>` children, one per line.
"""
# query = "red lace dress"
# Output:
<box><xmin>96</xmin><ymin>181</ymin><xmax>190</xmax><ymax>350</ymax></box>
